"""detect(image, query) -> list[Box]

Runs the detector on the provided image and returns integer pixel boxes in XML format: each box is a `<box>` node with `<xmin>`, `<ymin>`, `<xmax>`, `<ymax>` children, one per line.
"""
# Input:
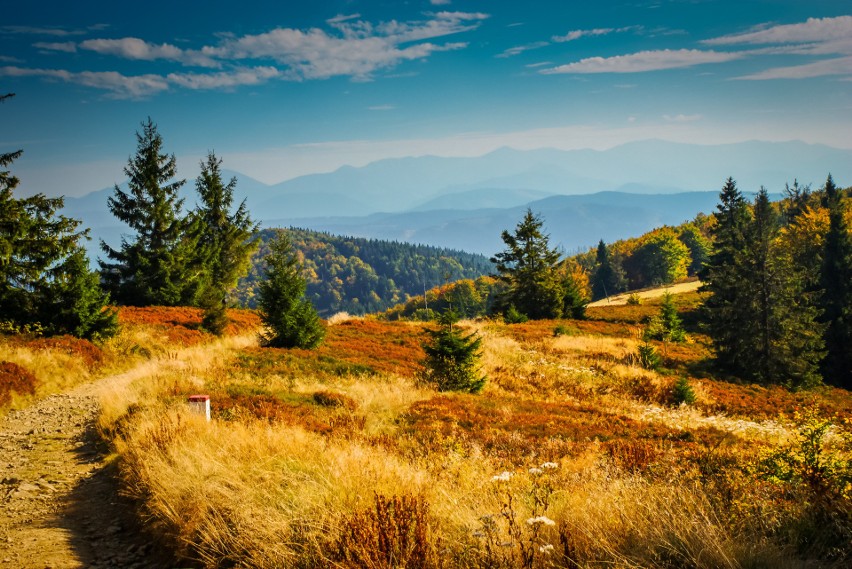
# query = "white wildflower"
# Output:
<box><xmin>526</xmin><ymin>516</ymin><xmax>556</xmax><ymax>526</ymax></box>
<box><xmin>539</xmin><ymin>543</ymin><xmax>555</xmax><ymax>554</ymax></box>
<box><xmin>528</xmin><ymin>467</ymin><xmax>543</xmax><ymax>475</ymax></box>
<box><xmin>491</xmin><ymin>471</ymin><xmax>513</xmax><ymax>482</ymax></box>
<box><xmin>540</xmin><ymin>461</ymin><xmax>559</xmax><ymax>469</ymax></box>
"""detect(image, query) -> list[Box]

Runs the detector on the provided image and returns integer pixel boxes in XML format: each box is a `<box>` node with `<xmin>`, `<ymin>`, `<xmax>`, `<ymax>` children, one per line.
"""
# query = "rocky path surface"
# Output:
<box><xmin>0</xmin><ymin>377</ymin><xmax>174</xmax><ymax>569</ymax></box>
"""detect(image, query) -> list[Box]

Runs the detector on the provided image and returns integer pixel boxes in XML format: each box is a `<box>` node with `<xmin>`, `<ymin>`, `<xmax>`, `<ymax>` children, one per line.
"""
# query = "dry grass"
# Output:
<box><xmin>84</xmin><ymin>301</ymin><xmax>852</xmax><ymax>567</ymax></box>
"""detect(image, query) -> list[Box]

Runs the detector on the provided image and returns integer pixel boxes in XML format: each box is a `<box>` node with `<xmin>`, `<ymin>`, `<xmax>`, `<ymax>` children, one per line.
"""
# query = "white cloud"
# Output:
<box><xmin>9</xmin><ymin>12</ymin><xmax>488</xmax><ymax>94</ymax></box>
<box><xmin>663</xmin><ymin>113</ymin><xmax>702</xmax><ymax>123</ymax></box>
<box><xmin>33</xmin><ymin>41</ymin><xmax>77</xmax><ymax>53</ymax></box>
<box><xmin>79</xmin><ymin>37</ymin><xmax>219</xmax><ymax>67</ymax></box>
<box><xmin>0</xmin><ymin>66</ymin><xmax>169</xmax><ymax>98</ymax></box>
<box><xmin>552</xmin><ymin>26</ymin><xmax>638</xmax><ymax>43</ymax></box>
<box><xmin>210</xmin><ymin>12</ymin><xmax>486</xmax><ymax>80</ymax></box>
<box><xmin>430</xmin><ymin>0</ymin><xmax>452</xmax><ymax>5</ymax></box>
<box><xmin>737</xmin><ymin>55</ymin><xmax>852</xmax><ymax>80</ymax></box>
<box><xmin>167</xmin><ymin>66</ymin><xmax>280</xmax><ymax>89</ymax></box>
<box><xmin>704</xmin><ymin>16</ymin><xmax>852</xmax><ymax>47</ymax></box>
<box><xmin>498</xmin><ymin>41</ymin><xmax>549</xmax><ymax>58</ymax></box>
<box><xmin>368</xmin><ymin>104</ymin><xmax>395</xmax><ymax>111</ymax></box>
<box><xmin>1</xmin><ymin>25</ymin><xmax>87</xmax><ymax>37</ymax></box>
<box><xmin>541</xmin><ymin>49</ymin><xmax>742</xmax><ymax>74</ymax></box>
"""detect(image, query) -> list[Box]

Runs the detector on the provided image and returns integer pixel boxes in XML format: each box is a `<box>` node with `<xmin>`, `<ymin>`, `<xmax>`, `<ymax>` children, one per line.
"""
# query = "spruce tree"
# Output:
<box><xmin>819</xmin><ymin>175</ymin><xmax>852</xmax><ymax>388</ymax></box>
<box><xmin>491</xmin><ymin>209</ymin><xmax>563</xmax><ymax>319</ymax></box>
<box><xmin>591</xmin><ymin>239</ymin><xmax>626</xmax><ymax>300</ymax></box>
<box><xmin>100</xmin><ymin>118</ymin><xmax>200</xmax><ymax>306</ymax></box>
<box><xmin>701</xmin><ymin>178</ymin><xmax>752</xmax><ymax>376</ymax></box>
<box><xmin>743</xmin><ymin>189</ymin><xmax>823</xmax><ymax>387</ymax></box>
<box><xmin>257</xmin><ymin>231</ymin><xmax>325</xmax><ymax>349</ymax></box>
<box><xmin>192</xmin><ymin>152</ymin><xmax>258</xmax><ymax>334</ymax></box>
<box><xmin>1</xmin><ymin>93</ymin><xmax>117</xmax><ymax>340</ymax></box>
<box><xmin>421</xmin><ymin>310</ymin><xmax>486</xmax><ymax>393</ymax></box>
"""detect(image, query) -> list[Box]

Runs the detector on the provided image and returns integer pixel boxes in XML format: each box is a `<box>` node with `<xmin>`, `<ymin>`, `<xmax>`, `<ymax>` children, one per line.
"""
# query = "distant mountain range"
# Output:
<box><xmin>67</xmin><ymin>139</ymin><xmax>852</xmax><ymax>259</ymax></box>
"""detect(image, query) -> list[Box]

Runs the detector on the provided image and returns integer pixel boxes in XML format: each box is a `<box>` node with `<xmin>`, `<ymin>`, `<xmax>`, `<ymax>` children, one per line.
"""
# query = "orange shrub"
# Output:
<box><xmin>0</xmin><ymin>361</ymin><xmax>38</xmax><ymax>407</ymax></box>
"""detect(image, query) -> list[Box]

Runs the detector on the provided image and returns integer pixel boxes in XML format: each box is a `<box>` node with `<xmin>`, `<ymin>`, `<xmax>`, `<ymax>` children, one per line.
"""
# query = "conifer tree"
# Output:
<box><xmin>100</xmin><ymin>118</ymin><xmax>200</xmax><ymax>306</ymax></box>
<box><xmin>421</xmin><ymin>310</ymin><xmax>486</xmax><ymax>393</ymax></box>
<box><xmin>591</xmin><ymin>239</ymin><xmax>626</xmax><ymax>300</ymax></box>
<box><xmin>742</xmin><ymin>189</ymin><xmax>823</xmax><ymax>387</ymax></box>
<box><xmin>701</xmin><ymin>178</ymin><xmax>752</xmax><ymax>375</ymax></box>
<box><xmin>192</xmin><ymin>152</ymin><xmax>258</xmax><ymax>334</ymax></box>
<box><xmin>257</xmin><ymin>231</ymin><xmax>325</xmax><ymax>349</ymax></box>
<box><xmin>1</xmin><ymin>93</ymin><xmax>116</xmax><ymax>340</ymax></box>
<box><xmin>819</xmin><ymin>175</ymin><xmax>852</xmax><ymax>388</ymax></box>
<box><xmin>491</xmin><ymin>209</ymin><xmax>563</xmax><ymax>319</ymax></box>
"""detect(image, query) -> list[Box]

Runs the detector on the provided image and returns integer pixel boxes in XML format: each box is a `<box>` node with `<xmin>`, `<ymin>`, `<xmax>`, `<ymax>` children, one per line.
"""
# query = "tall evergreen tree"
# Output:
<box><xmin>491</xmin><ymin>209</ymin><xmax>563</xmax><ymax>319</ymax></box>
<box><xmin>591</xmin><ymin>239</ymin><xmax>626</xmax><ymax>300</ymax></box>
<box><xmin>819</xmin><ymin>174</ymin><xmax>852</xmax><ymax>388</ymax></box>
<box><xmin>257</xmin><ymin>231</ymin><xmax>325</xmax><ymax>349</ymax></box>
<box><xmin>100</xmin><ymin>118</ymin><xmax>200</xmax><ymax>306</ymax></box>
<box><xmin>741</xmin><ymin>189</ymin><xmax>823</xmax><ymax>387</ymax></box>
<box><xmin>1</xmin><ymin>93</ymin><xmax>116</xmax><ymax>340</ymax></box>
<box><xmin>701</xmin><ymin>178</ymin><xmax>753</xmax><ymax>375</ymax></box>
<box><xmin>192</xmin><ymin>152</ymin><xmax>259</xmax><ymax>334</ymax></box>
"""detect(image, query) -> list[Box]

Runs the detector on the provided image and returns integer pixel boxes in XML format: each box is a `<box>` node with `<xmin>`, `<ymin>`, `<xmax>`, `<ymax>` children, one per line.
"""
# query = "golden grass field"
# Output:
<box><xmin>2</xmin><ymin>295</ymin><xmax>851</xmax><ymax>568</ymax></box>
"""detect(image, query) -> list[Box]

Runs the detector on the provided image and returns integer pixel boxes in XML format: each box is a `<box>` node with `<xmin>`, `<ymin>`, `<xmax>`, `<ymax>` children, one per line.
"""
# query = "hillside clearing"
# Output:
<box><xmin>587</xmin><ymin>279</ymin><xmax>703</xmax><ymax>306</ymax></box>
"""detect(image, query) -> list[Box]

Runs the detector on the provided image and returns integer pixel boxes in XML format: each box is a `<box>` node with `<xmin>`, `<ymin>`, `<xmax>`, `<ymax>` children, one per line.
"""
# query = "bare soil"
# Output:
<box><xmin>0</xmin><ymin>374</ymin><xmax>175</xmax><ymax>568</ymax></box>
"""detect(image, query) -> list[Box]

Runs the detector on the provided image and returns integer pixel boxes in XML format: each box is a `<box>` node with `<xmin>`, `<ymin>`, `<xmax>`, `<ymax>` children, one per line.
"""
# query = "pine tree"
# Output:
<box><xmin>1</xmin><ymin>93</ymin><xmax>117</xmax><ymax>339</ymax></box>
<box><xmin>100</xmin><ymin>118</ymin><xmax>200</xmax><ymax>306</ymax></box>
<box><xmin>192</xmin><ymin>152</ymin><xmax>258</xmax><ymax>334</ymax></box>
<box><xmin>491</xmin><ymin>209</ymin><xmax>563</xmax><ymax>319</ymax></box>
<box><xmin>421</xmin><ymin>310</ymin><xmax>486</xmax><ymax>393</ymax></box>
<box><xmin>819</xmin><ymin>175</ymin><xmax>852</xmax><ymax>388</ymax></box>
<box><xmin>645</xmin><ymin>291</ymin><xmax>686</xmax><ymax>344</ymax></box>
<box><xmin>257</xmin><ymin>231</ymin><xmax>325</xmax><ymax>349</ymax></box>
<box><xmin>701</xmin><ymin>178</ymin><xmax>752</xmax><ymax>376</ymax></box>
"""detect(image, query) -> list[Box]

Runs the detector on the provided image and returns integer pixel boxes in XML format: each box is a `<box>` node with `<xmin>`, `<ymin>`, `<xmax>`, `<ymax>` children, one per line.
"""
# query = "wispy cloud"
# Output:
<box><xmin>703</xmin><ymin>16</ymin><xmax>852</xmax><ymax>48</ymax></box>
<box><xmin>1</xmin><ymin>25</ymin><xmax>89</xmax><ymax>37</ymax></box>
<box><xmin>552</xmin><ymin>26</ymin><xmax>638</xmax><ymax>43</ymax></box>
<box><xmin>167</xmin><ymin>66</ymin><xmax>280</xmax><ymax>89</ymax></box>
<box><xmin>702</xmin><ymin>15</ymin><xmax>852</xmax><ymax>80</ymax></box>
<box><xmin>79</xmin><ymin>37</ymin><xmax>220</xmax><ymax>67</ymax></box>
<box><xmin>33</xmin><ymin>41</ymin><xmax>77</xmax><ymax>53</ymax></box>
<box><xmin>541</xmin><ymin>49</ymin><xmax>742</xmax><ymax>74</ymax></box>
<box><xmin>0</xmin><ymin>66</ymin><xmax>169</xmax><ymax>98</ymax></box>
<box><xmin>498</xmin><ymin>41</ymin><xmax>549</xmax><ymax>58</ymax></box>
<box><xmin>8</xmin><ymin>11</ymin><xmax>488</xmax><ymax>95</ymax></box>
<box><xmin>368</xmin><ymin>104</ymin><xmax>396</xmax><ymax>111</ymax></box>
<box><xmin>207</xmin><ymin>12</ymin><xmax>486</xmax><ymax>80</ymax></box>
<box><xmin>738</xmin><ymin>56</ymin><xmax>852</xmax><ymax>80</ymax></box>
<box><xmin>430</xmin><ymin>0</ymin><xmax>452</xmax><ymax>5</ymax></box>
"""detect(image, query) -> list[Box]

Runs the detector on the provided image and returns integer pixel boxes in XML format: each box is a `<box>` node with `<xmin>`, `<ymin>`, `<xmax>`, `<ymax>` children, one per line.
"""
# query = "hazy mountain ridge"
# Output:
<box><xmin>65</xmin><ymin>139</ymin><xmax>852</xmax><ymax>260</ymax></box>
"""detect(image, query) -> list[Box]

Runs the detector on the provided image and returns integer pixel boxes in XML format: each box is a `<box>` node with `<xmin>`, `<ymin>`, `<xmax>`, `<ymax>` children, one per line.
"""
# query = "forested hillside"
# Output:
<box><xmin>233</xmin><ymin>228</ymin><xmax>494</xmax><ymax>315</ymax></box>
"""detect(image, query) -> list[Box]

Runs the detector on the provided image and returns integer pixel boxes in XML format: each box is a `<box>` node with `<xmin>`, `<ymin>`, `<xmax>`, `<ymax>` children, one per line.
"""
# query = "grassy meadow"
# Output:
<box><xmin>3</xmin><ymin>293</ymin><xmax>851</xmax><ymax>567</ymax></box>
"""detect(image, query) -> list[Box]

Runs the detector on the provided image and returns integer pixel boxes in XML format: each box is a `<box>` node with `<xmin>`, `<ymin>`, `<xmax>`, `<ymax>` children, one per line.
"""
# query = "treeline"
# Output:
<box><xmin>702</xmin><ymin>177</ymin><xmax>851</xmax><ymax>389</ymax></box>
<box><xmin>233</xmin><ymin>228</ymin><xmax>494</xmax><ymax>316</ymax></box>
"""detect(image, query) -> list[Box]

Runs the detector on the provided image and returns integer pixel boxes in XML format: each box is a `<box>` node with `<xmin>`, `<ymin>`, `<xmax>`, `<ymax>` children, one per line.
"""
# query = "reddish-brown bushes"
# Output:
<box><xmin>0</xmin><ymin>361</ymin><xmax>38</xmax><ymax>407</ymax></box>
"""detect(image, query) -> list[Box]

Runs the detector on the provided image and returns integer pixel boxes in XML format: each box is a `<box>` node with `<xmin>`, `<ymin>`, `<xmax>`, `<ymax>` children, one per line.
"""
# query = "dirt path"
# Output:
<box><xmin>587</xmin><ymin>279</ymin><xmax>703</xmax><ymax>307</ymax></box>
<box><xmin>0</xmin><ymin>379</ymin><xmax>172</xmax><ymax>568</ymax></box>
<box><xmin>0</xmin><ymin>334</ymin><xmax>255</xmax><ymax>568</ymax></box>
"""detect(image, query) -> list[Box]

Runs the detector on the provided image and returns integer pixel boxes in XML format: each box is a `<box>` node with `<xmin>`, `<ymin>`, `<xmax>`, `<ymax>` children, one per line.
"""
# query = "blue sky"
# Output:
<box><xmin>3</xmin><ymin>0</ymin><xmax>852</xmax><ymax>197</ymax></box>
